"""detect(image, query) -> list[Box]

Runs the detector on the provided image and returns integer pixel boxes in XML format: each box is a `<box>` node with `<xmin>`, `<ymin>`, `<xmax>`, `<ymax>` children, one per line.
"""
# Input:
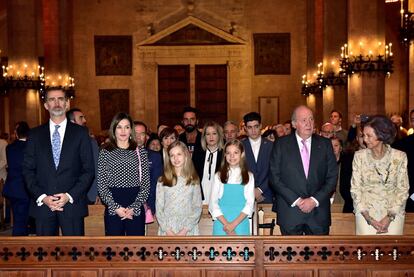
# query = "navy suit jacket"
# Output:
<box><xmin>393</xmin><ymin>134</ymin><xmax>414</xmax><ymax>212</ymax></box>
<box><xmin>269</xmin><ymin>133</ymin><xmax>338</xmax><ymax>229</ymax></box>
<box><xmin>242</xmin><ymin>137</ymin><xmax>274</xmax><ymax>202</ymax></box>
<box><xmin>23</xmin><ymin>122</ymin><xmax>94</xmax><ymax>219</ymax></box>
<box><xmin>2</xmin><ymin>140</ymin><xmax>29</xmax><ymax>200</ymax></box>
<box><xmin>146</xmin><ymin>148</ymin><xmax>163</xmax><ymax>213</ymax></box>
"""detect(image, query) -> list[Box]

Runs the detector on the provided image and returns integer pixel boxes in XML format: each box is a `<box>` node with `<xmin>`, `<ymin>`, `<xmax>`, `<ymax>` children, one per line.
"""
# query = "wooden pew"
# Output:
<box><xmin>2</xmin><ymin>236</ymin><xmax>414</xmax><ymax>277</ymax></box>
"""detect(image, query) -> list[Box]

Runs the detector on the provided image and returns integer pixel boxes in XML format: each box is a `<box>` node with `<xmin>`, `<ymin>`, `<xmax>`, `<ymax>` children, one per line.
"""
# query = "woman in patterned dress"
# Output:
<box><xmin>351</xmin><ymin>115</ymin><xmax>409</xmax><ymax>235</ymax></box>
<box><xmin>97</xmin><ymin>112</ymin><xmax>150</xmax><ymax>236</ymax></box>
<box><xmin>156</xmin><ymin>141</ymin><xmax>202</xmax><ymax>236</ymax></box>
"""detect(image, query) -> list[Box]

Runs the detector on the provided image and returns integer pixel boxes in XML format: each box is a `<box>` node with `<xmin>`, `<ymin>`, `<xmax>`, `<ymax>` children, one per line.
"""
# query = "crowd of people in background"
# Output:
<box><xmin>0</xmin><ymin>87</ymin><xmax>413</xmax><ymax>237</ymax></box>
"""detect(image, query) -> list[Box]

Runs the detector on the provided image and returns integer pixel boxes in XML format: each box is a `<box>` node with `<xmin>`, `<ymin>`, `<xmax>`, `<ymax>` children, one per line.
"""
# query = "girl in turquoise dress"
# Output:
<box><xmin>209</xmin><ymin>140</ymin><xmax>255</xmax><ymax>235</ymax></box>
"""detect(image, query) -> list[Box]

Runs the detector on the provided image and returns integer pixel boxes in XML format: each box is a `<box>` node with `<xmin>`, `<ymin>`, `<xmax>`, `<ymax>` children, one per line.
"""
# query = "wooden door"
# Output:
<box><xmin>195</xmin><ymin>64</ymin><xmax>227</xmax><ymax>126</ymax></box>
<box><xmin>158</xmin><ymin>65</ymin><xmax>190</xmax><ymax>127</ymax></box>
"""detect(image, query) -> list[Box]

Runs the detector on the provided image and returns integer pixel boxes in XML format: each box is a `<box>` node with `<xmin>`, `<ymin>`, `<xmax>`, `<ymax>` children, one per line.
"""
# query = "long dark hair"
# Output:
<box><xmin>219</xmin><ymin>139</ymin><xmax>249</xmax><ymax>185</ymax></box>
<box><xmin>104</xmin><ymin>112</ymin><xmax>137</xmax><ymax>151</ymax></box>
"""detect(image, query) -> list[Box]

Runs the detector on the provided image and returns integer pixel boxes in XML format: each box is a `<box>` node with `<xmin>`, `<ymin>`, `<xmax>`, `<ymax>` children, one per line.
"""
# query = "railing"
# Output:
<box><xmin>0</xmin><ymin>236</ymin><xmax>413</xmax><ymax>277</ymax></box>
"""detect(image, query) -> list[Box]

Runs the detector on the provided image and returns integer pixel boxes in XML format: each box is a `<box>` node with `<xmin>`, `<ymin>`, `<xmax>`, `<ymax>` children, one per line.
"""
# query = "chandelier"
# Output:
<box><xmin>0</xmin><ymin>55</ymin><xmax>75</xmax><ymax>99</ymax></box>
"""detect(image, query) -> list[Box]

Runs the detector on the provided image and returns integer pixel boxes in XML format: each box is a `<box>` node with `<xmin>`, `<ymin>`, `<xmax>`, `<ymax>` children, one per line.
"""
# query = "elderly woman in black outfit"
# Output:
<box><xmin>97</xmin><ymin>112</ymin><xmax>150</xmax><ymax>236</ymax></box>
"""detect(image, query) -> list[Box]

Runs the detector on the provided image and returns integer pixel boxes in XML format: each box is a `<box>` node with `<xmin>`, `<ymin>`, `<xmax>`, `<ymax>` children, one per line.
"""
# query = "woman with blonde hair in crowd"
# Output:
<box><xmin>192</xmin><ymin>121</ymin><xmax>224</xmax><ymax>204</ymax></box>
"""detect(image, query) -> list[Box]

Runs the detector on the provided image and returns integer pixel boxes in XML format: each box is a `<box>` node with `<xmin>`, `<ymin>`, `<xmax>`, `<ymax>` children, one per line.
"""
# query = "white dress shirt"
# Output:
<box><xmin>292</xmin><ymin>132</ymin><xmax>319</xmax><ymax>207</ymax></box>
<box><xmin>37</xmin><ymin>118</ymin><xmax>73</xmax><ymax>206</ymax></box>
<box><xmin>201</xmin><ymin>149</ymin><xmax>218</xmax><ymax>205</ymax></box>
<box><xmin>248</xmin><ymin>137</ymin><xmax>261</xmax><ymax>162</ymax></box>
<box><xmin>49</xmin><ymin>118</ymin><xmax>67</xmax><ymax>146</ymax></box>
<box><xmin>209</xmin><ymin>167</ymin><xmax>255</xmax><ymax>220</ymax></box>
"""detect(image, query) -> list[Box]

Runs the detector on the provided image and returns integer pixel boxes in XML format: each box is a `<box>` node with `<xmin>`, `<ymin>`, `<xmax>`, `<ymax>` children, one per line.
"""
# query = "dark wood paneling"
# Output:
<box><xmin>265</xmin><ymin>270</ymin><xmax>313</xmax><ymax>277</ymax></box>
<box><xmin>52</xmin><ymin>270</ymin><xmax>98</xmax><ymax>277</ymax></box>
<box><xmin>0</xmin><ymin>237</ymin><xmax>414</xmax><ymax>277</ymax></box>
<box><xmin>205</xmin><ymin>270</ymin><xmax>253</xmax><ymax>277</ymax></box>
<box><xmin>0</xmin><ymin>271</ymin><xmax>46</xmax><ymax>277</ymax></box>
<box><xmin>195</xmin><ymin>64</ymin><xmax>227</xmax><ymax>126</ymax></box>
<box><xmin>103</xmin><ymin>270</ymin><xmax>151</xmax><ymax>277</ymax></box>
<box><xmin>155</xmin><ymin>269</ymin><xmax>201</xmax><ymax>277</ymax></box>
<box><xmin>319</xmin><ymin>270</ymin><xmax>366</xmax><ymax>277</ymax></box>
<box><xmin>158</xmin><ymin>65</ymin><xmax>190</xmax><ymax>126</ymax></box>
<box><xmin>371</xmin><ymin>271</ymin><xmax>414</xmax><ymax>277</ymax></box>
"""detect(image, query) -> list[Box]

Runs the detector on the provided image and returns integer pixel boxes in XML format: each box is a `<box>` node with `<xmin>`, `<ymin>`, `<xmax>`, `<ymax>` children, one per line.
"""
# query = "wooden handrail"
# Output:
<box><xmin>0</xmin><ymin>236</ymin><xmax>413</xmax><ymax>277</ymax></box>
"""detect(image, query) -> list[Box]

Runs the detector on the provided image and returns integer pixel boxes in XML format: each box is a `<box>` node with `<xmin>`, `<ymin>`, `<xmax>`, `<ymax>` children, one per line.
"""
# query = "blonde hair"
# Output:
<box><xmin>200</xmin><ymin>121</ymin><xmax>224</xmax><ymax>151</ymax></box>
<box><xmin>160</xmin><ymin>141</ymin><xmax>200</xmax><ymax>187</ymax></box>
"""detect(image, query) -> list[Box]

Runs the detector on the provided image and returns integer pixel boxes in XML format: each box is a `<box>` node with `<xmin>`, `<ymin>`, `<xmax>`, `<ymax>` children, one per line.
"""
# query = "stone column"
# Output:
<box><xmin>347</xmin><ymin>0</ymin><xmax>386</xmax><ymax>119</ymax></box>
<box><xmin>5</xmin><ymin>0</ymin><xmax>43</xmax><ymax>132</ymax></box>
<box><xmin>409</xmin><ymin>0</ymin><xmax>414</xmax><ymax>113</ymax></box>
<box><xmin>323</xmin><ymin>0</ymin><xmax>348</xmax><ymax>126</ymax></box>
<box><xmin>42</xmin><ymin>0</ymin><xmax>72</xmax><ymax>87</ymax></box>
<box><xmin>141</xmin><ymin>60</ymin><xmax>157</xmax><ymax>129</ymax></box>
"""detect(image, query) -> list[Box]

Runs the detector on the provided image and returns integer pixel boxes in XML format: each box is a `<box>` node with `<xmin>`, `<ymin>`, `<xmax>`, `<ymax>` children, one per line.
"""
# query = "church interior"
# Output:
<box><xmin>1</xmin><ymin>1</ymin><xmax>414</xmax><ymax>276</ymax></box>
<box><xmin>0</xmin><ymin>0</ymin><xmax>412</xmax><ymax>135</ymax></box>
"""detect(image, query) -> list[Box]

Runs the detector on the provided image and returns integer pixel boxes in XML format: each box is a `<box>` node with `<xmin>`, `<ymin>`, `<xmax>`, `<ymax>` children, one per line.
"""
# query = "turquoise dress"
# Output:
<box><xmin>212</xmin><ymin>183</ymin><xmax>250</xmax><ymax>235</ymax></box>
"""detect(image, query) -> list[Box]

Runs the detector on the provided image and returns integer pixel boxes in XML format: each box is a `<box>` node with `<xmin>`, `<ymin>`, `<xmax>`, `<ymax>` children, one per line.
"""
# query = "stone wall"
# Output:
<box><xmin>71</xmin><ymin>0</ymin><xmax>308</xmax><ymax>133</ymax></box>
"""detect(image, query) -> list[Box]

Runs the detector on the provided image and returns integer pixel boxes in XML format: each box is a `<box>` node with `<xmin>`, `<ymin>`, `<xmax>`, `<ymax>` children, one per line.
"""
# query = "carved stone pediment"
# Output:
<box><xmin>138</xmin><ymin>16</ymin><xmax>245</xmax><ymax>46</ymax></box>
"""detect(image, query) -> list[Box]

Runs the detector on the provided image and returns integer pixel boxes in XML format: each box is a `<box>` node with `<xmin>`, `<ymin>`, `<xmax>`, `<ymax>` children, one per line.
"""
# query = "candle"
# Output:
<box><xmin>401</xmin><ymin>0</ymin><xmax>404</xmax><ymax>28</ymax></box>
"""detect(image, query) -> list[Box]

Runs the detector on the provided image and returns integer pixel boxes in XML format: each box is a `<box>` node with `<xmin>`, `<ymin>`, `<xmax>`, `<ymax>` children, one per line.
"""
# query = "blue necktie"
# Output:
<box><xmin>52</xmin><ymin>125</ymin><xmax>61</xmax><ymax>169</ymax></box>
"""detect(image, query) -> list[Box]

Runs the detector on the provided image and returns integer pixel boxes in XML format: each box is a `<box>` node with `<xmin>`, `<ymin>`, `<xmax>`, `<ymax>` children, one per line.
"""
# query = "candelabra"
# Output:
<box><xmin>1</xmin><ymin>57</ymin><xmax>44</xmax><ymax>93</ymax></box>
<box><xmin>339</xmin><ymin>43</ymin><xmax>393</xmax><ymax>76</ymax></box>
<box><xmin>301</xmin><ymin>63</ymin><xmax>347</xmax><ymax>96</ymax></box>
<box><xmin>401</xmin><ymin>11</ymin><xmax>414</xmax><ymax>43</ymax></box>
<box><xmin>0</xmin><ymin>56</ymin><xmax>75</xmax><ymax>99</ymax></box>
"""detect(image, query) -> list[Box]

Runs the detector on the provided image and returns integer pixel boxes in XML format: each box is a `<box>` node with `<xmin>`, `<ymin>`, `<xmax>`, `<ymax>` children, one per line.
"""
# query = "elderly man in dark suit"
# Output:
<box><xmin>242</xmin><ymin>112</ymin><xmax>274</xmax><ymax>203</ymax></box>
<box><xmin>270</xmin><ymin>105</ymin><xmax>338</xmax><ymax>235</ymax></box>
<box><xmin>23</xmin><ymin>88</ymin><xmax>94</xmax><ymax>236</ymax></box>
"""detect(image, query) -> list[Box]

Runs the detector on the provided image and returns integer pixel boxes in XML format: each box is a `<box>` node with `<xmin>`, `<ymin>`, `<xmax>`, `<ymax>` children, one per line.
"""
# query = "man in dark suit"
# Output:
<box><xmin>134</xmin><ymin>121</ymin><xmax>163</xmax><ymax>215</ymax></box>
<box><xmin>66</xmin><ymin>108</ymin><xmax>100</xmax><ymax>204</ymax></box>
<box><xmin>3</xmin><ymin>122</ymin><xmax>31</xmax><ymax>235</ymax></box>
<box><xmin>393</xmin><ymin>132</ymin><xmax>414</xmax><ymax>212</ymax></box>
<box><xmin>242</xmin><ymin>112</ymin><xmax>273</xmax><ymax>203</ymax></box>
<box><xmin>23</xmin><ymin>88</ymin><xmax>94</xmax><ymax>236</ymax></box>
<box><xmin>269</xmin><ymin>105</ymin><xmax>338</xmax><ymax>235</ymax></box>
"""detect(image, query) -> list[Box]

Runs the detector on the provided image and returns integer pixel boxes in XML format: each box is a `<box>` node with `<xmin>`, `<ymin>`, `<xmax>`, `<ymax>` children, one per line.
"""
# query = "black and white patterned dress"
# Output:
<box><xmin>97</xmin><ymin>147</ymin><xmax>150</xmax><ymax>216</ymax></box>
